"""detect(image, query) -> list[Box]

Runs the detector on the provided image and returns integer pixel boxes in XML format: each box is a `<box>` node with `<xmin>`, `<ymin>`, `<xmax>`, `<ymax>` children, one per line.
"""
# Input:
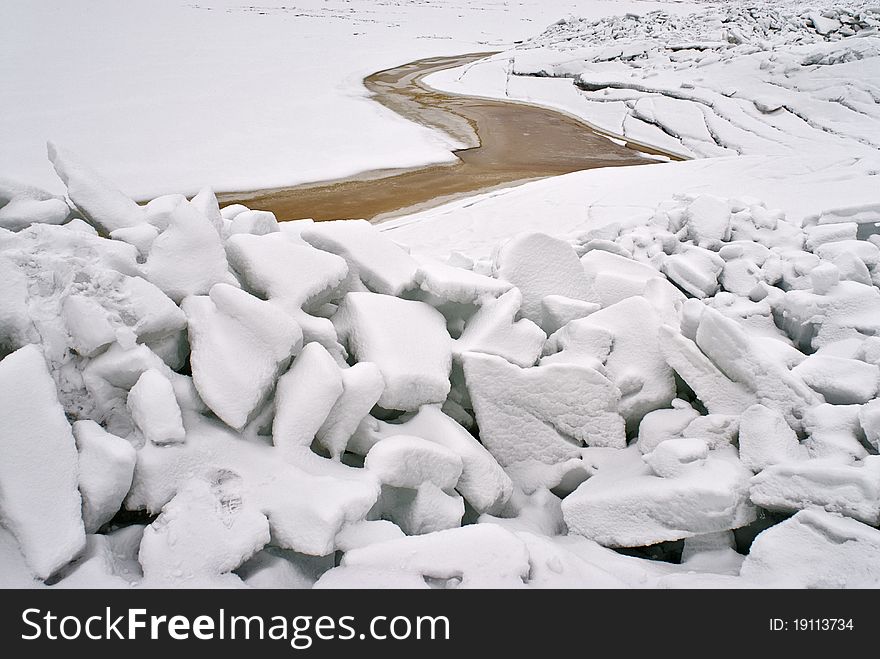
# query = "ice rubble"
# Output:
<box><xmin>4</xmin><ymin>118</ymin><xmax>880</xmax><ymax>588</ymax></box>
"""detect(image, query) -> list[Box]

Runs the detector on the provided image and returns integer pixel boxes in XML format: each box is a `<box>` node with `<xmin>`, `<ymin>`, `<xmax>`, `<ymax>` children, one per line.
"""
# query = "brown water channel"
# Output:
<box><xmin>220</xmin><ymin>52</ymin><xmax>672</xmax><ymax>222</ymax></box>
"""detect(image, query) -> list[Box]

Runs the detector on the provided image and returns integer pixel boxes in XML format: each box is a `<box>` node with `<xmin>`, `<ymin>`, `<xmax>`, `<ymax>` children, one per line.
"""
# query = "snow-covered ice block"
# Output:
<box><xmin>792</xmin><ymin>354</ymin><xmax>879</xmax><ymax>404</ymax></box>
<box><xmin>738</xmin><ymin>404</ymin><xmax>807</xmax><ymax>473</ymax></box>
<box><xmin>540</xmin><ymin>295</ymin><xmax>599</xmax><ymax>335</ymax></box>
<box><xmin>375</xmin><ymin>482</ymin><xmax>464</xmax><ymax>535</ymax></box>
<box><xmin>803</xmin><ymin>404</ymin><xmax>869</xmax><ymax>462</ymax></box>
<box><xmin>110</xmin><ymin>224</ymin><xmax>159</xmax><ymax>257</ymax></box>
<box><xmin>659</xmin><ymin>326</ymin><xmax>756</xmax><ymax>415</ymax></box>
<box><xmin>316</xmin><ymin>362</ymin><xmax>384</xmax><ymax>460</ymax></box>
<box><xmin>301</xmin><ymin>220</ymin><xmax>418</xmax><ymax>296</ymax></box>
<box><xmin>0</xmin><ymin>527</ymin><xmax>39</xmax><ymax>588</ymax></box>
<box><xmin>831</xmin><ymin>251</ymin><xmax>872</xmax><ymax>286</ymax></box>
<box><xmin>562</xmin><ymin>446</ymin><xmax>755</xmax><ymax>547</ymax></box>
<box><xmin>73</xmin><ymin>420</ymin><xmax>136</xmax><ymax>533</ymax></box>
<box><xmin>694</xmin><ymin>306</ymin><xmax>820</xmax><ymax>428</ymax></box>
<box><xmin>643</xmin><ymin>437</ymin><xmax>709</xmax><ymax>479</ymax></box>
<box><xmin>190</xmin><ymin>186</ymin><xmax>224</xmax><ymax>236</ymax></box>
<box><xmin>414</xmin><ymin>257</ymin><xmax>511</xmax><ymax>304</ymax></box>
<box><xmin>226</xmin><ymin>232</ymin><xmax>348</xmax><ymax>312</ymax></box>
<box><xmin>720</xmin><ymin>257</ymin><xmax>763</xmax><ymax>297</ymax></box>
<box><xmin>808</xmin><ymin>12</ymin><xmax>841</xmax><ymax>35</ymax></box>
<box><xmin>0</xmin><ymin>345</ymin><xmax>85</xmax><ymax>579</ymax></box>
<box><xmin>454</xmin><ymin>289</ymin><xmax>545</xmax><ymax>368</ymax></box>
<box><xmin>143</xmin><ymin>198</ymin><xmax>233</xmax><ymax>303</ymax></box>
<box><xmin>740</xmin><ymin>510</ymin><xmax>880</xmax><ymax>588</ymax></box>
<box><xmin>366</xmin><ymin>435</ymin><xmax>462</xmax><ymax>490</ymax></box>
<box><xmin>127</xmin><ymin>369</ymin><xmax>186</xmax><ymax>445</ymax></box>
<box><xmin>542</xmin><ymin>318</ymin><xmax>612</xmax><ymax>371</ymax></box>
<box><xmin>478</xmin><ymin>488</ymin><xmax>564</xmax><ymax>538</ymax></box>
<box><xmin>228</xmin><ymin>210</ymin><xmax>279</xmax><ymax>236</ymax></box>
<box><xmin>335</xmin><ymin>520</ymin><xmax>405</xmax><ymax>553</ymax></box>
<box><xmin>682</xmin><ymin>414</ymin><xmax>739</xmax><ymax>449</ymax></box>
<box><xmin>568</xmin><ymin>296</ymin><xmax>676</xmax><ymax>424</ymax></box>
<box><xmin>333</xmin><ymin>292</ymin><xmax>451</xmax><ymax>411</ymax></box>
<box><xmin>860</xmin><ymin>399</ymin><xmax>880</xmax><ymax>451</ymax></box>
<box><xmin>358</xmin><ymin>405</ymin><xmax>512</xmax><ymax>514</ymax></box>
<box><xmin>685</xmin><ymin>195</ymin><xmax>731</xmax><ymax>246</ymax></box>
<box><xmin>139</xmin><ymin>477</ymin><xmax>270</xmax><ymax>587</ymax></box>
<box><xmin>816</xmin><ymin>240</ymin><xmax>880</xmax><ymax>269</ymax></box>
<box><xmin>128</xmin><ymin>413</ymin><xmax>379</xmax><ymax>556</ymax></box>
<box><xmin>809</xmin><ymin>261</ymin><xmax>840</xmax><ymax>295</ymax></box>
<box><xmin>462</xmin><ymin>351</ymin><xmax>624</xmax><ymax>487</ymax></box>
<box><xmin>219</xmin><ymin>204</ymin><xmax>249</xmax><ymax>221</ymax></box>
<box><xmin>636</xmin><ymin>405</ymin><xmax>701</xmax><ymax>454</ymax></box>
<box><xmin>804</xmin><ymin>222</ymin><xmax>858</xmax><ymax>251</ymax></box>
<box><xmin>339</xmin><ymin>524</ymin><xmax>530</xmax><ymax>588</ymax></box>
<box><xmin>60</xmin><ymin>294</ymin><xmax>118</xmax><ymax>357</ymax></box>
<box><xmin>182</xmin><ymin>284</ymin><xmax>303</xmax><ymax>430</ymax></box>
<box><xmin>580</xmin><ymin>250</ymin><xmax>669</xmax><ymax>308</ymax></box>
<box><xmin>783</xmin><ymin>281</ymin><xmax>880</xmax><ymax>350</ymax></box>
<box><xmin>662</xmin><ymin>245</ymin><xmax>724</xmax><ymax>299</ymax></box>
<box><xmin>750</xmin><ymin>457</ymin><xmax>880</xmax><ymax>525</ymax></box>
<box><xmin>0</xmin><ymin>195</ymin><xmax>70</xmax><ymax>231</ymax></box>
<box><xmin>494</xmin><ymin>232</ymin><xmax>592</xmax><ymax>324</ymax></box>
<box><xmin>47</xmin><ymin>142</ymin><xmax>144</xmax><ymax>233</ymax></box>
<box><xmin>272</xmin><ymin>342</ymin><xmax>343</xmax><ymax>453</ymax></box>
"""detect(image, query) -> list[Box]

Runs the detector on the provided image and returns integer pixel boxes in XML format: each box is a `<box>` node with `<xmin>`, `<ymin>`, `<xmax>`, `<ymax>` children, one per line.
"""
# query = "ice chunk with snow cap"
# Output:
<box><xmin>272</xmin><ymin>342</ymin><xmax>343</xmax><ymax>454</ymax></box>
<box><xmin>414</xmin><ymin>257</ymin><xmax>512</xmax><ymax>304</ymax></box>
<box><xmin>226</xmin><ymin>232</ymin><xmax>348</xmax><ymax>312</ymax></box>
<box><xmin>453</xmin><ymin>288</ymin><xmax>545</xmax><ymax>368</ymax></box>
<box><xmin>301</xmin><ymin>220</ymin><xmax>418</xmax><ymax>296</ymax></box>
<box><xmin>749</xmin><ymin>457</ymin><xmax>880</xmax><ymax>525</ymax></box>
<box><xmin>792</xmin><ymin>354</ymin><xmax>879</xmax><ymax>404</ymax></box>
<box><xmin>127</xmin><ymin>368</ymin><xmax>186</xmax><ymax>445</ymax></box>
<box><xmin>333</xmin><ymin>292</ymin><xmax>451</xmax><ymax>411</ymax></box>
<box><xmin>182</xmin><ymin>283</ymin><xmax>303</xmax><ymax>431</ymax></box>
<box><xmin>738</xmin><ymin>404</ymin><xmax>807</xmax><ymax>473</ymax></box>
<box><xmin>562</xmin><ymin>446</ymin><xmax>755</xmax><ymax>547</ymax></box>
<box><xmin>462</xmin><ymin>351</ymin><xmax>624</xmax><ymax>490</ymax></box>
<box><xmin>355</xmin><ymin>405</ymin><xmax>512</xmax><ymax>514</ymax></box>
<box><xmin>73</xmin><ymin>420</ymin><xmax>136</xmax><ymax>533</ymax></box>
<box><xmin>47</xmin><ymin>142</ymin><xmax>144</xmax><ymax>233</ymax></box>
<box><xmin>143</xmin><ymin>198</ymin><xmax>234</xmax><ymax>303</ymax></box>
<box><xmin>494</xmin><ymin>232</ymin><xmax>593</xmax><ymax>324</ymax></box>
<box><xmin>338</xmin><ymin>523</ymin><xmax>530</xmax><ymax>588</ymax></box>
<box><xmin>740</xmin><ymin>510</ymin><xmax>880</xmax><ymax>588</ymax></box>
<box><xmin>316</xmin><ymin>362</ymin><xmax>384</xmax><ymax>460</ymax></box>
<box><xmin>0</xmin><ymin>345</ymin><xmax>85</xmax><ymax>579</ymax></box>
<box><xmin>139</xmin><ymin>476</ymin><xmax>270</xmax><ymax>587</ymax></box>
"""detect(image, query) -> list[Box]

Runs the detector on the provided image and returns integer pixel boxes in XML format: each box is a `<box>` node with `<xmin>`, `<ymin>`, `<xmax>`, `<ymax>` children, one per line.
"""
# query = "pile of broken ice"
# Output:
<box><xmin>2</xmin><ymin>143</ymin><xmax>880</xmax><ymax>589</ymax></box>
<box><xmin>503</xmin><ymin>3</ymin><xmax>880</xmax><ymax>161</ymax></box>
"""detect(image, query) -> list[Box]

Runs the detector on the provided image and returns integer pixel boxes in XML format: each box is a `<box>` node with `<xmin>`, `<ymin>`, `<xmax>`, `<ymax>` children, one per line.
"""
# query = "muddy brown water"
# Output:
<box><xmin>219</xmin><ymin>52</ymin><xmax>674</xmax><ymax>222</ymax></box>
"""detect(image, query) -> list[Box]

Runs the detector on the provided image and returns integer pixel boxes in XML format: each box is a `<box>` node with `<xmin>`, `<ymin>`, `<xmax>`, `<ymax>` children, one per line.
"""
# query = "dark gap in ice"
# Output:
<box><xmin>341</xmin><ymin>451</ymin><xmax>365</xmax><ymax>468</ymax></box>
<box><xmin>460</xmin><ymin>499</ymin><xmax>480</xmax><ymax>526</ymax></box>
<box><xmin>614</xmin><ymin>539</ymin><xmax>684</xmax><ymax>564</ymax></box>
<box><xmin>370</xmin><ymin>404</ymin><xmax>407</xmax><ymax>421</ymax></box>
<box><xmin>177</xmin><ymin>351</ymin><xmax>192</xmax><ymax>376</ymax></box>
<box><xmin>103</xmin><ymin>506</ymin><xmax>159</xmax><ymax>532</ymax></box>
<box><xmin>734</xmin><ymin>509</ymin><xmax>794</xmax><ymax>555</ymax></box>
<box><xmin>856</xmin><ymin>222</ymin><xmax>880</xmax><ymax>241</ymax></box>
<box><xmin>672</xmin><ymin>372</ymin><xmax>708</xmax><ymax>416</ymax></box>
<box><xmin>423</xmin><ymin>574</ymin><xmax>462</xmax><ymax>589</ymax></box>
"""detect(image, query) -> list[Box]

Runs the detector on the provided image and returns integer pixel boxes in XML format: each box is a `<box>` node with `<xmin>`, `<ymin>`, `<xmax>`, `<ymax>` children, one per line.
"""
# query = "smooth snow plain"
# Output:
<box><xmin>2</xmin><ymin>1</ymin><xmax>880</xmax><ymax>589</ymax></box>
